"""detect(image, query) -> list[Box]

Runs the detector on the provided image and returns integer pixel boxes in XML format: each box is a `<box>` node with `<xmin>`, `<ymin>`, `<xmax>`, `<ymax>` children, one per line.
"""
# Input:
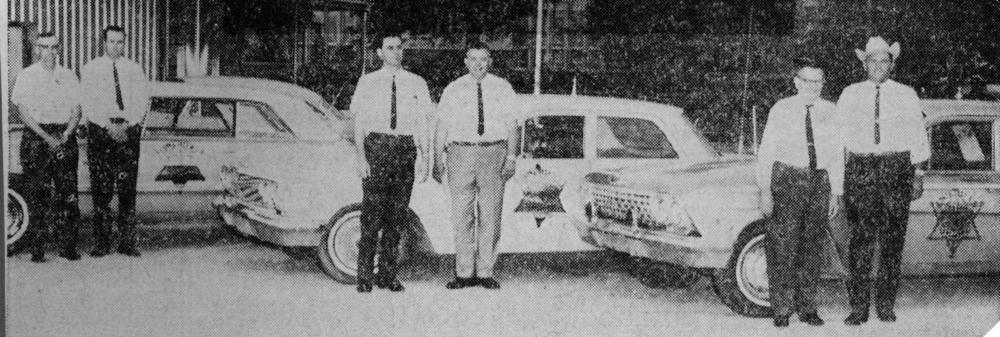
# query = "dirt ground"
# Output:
<box><xmin>6</xmin><ymin>230</ymin><xmax>999</xmax><ymax>337</ymax></box>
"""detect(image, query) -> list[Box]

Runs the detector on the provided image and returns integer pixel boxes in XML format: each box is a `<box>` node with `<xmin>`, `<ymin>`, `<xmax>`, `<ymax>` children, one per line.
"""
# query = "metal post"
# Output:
<box><xmin>533</xmin><ymin>0</ymin><xmax>543</xmax><ymax>95</ymax></box>
<box><xmin>751</xmin><ymin>106</ymin><xmax>759</xmax><ymax>153</ymax></box>
<box><xmin>361</xmin><ymin>7</ymin><xmax>368</xmax><ymax>75</ymax></box>
<box><xmin>195</xmin><ymin>0</ymin><xmax>201</xmax><ymax>58</ymax></box>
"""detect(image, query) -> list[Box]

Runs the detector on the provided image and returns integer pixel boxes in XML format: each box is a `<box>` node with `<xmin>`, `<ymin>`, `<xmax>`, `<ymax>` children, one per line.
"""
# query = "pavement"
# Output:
<box><xmin>6</xmin><ymin>229</ymin><xmax>1000</xmax><ymax>337</ymax></box>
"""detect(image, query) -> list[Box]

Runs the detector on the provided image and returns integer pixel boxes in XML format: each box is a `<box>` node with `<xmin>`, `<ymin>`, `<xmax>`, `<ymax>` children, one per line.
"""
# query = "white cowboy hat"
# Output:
<box><xmin>855</xmin><ymin>36</ymin><xmax>901</xmax><ymax>61</ymax></box>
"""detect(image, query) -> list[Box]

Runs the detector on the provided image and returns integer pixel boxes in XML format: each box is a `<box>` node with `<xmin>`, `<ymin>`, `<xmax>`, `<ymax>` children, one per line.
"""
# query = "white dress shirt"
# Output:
<box><xmin>438</xmin><ymin>73</ymin><xmax>521</xmax><ymax>142</ymax></box>
<box><xmin>757</xmin><ymin>95</ymin><xmax>844</xmax><ymax>195</ymax></box>
<box><xmin>11</xmin><ymin>63</ymin><xmax>83</xmax><ymax>124</ymax></box>
<box><xmin>836</xmin><ymin>79</ymin><xmax>929</xmax><ymax>164</ymax></box>
<box><xmin>350</xmin><ymin>67</ymin><xmax>432</xmax><ymax>136</ymax></box>
<box><xmin>81</xmin><ymin>56</ymin><xmax>149</xmax><ymax>127</ymax></box>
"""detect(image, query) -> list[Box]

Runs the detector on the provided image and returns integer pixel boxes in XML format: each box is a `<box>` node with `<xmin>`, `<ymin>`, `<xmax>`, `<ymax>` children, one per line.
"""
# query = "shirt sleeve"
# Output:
<box><xmin>11</xmin><ymin>70</ymin><xmax>28</xmax><ymax>107</ymax></box>
<box><xmin>500</xmin><ymin>81</ymin><xmax>520</xmax><ymax>127</ymax></box>
<box><xmin>131</xmin><ymin>63</ymin><xmax>150</xmax><ymax>125</ymax></box>
<box><xmin>63</xmin><ymin>70</ymin><xmax>84</xmax><ymax>108</ymax></box>
<box><xmin>903</xmin><ymin>91</ymin><xmax>930</xmax><ymax>164</ymax></box>
<box><xmin>415</xmin><ymin>78</ymin><xmax>433</xmax><ymax>146</ymax></box>
<box><xmin>436</xmin><ymin>83</ymin><xmax>456</xmax><ymax>142</ymax></box>
<box><xmin>755</xmin><ymin>104</ymin><xmax>782</xmax><ymax>191</ymax></box>
<box><xmin>826</xmin><ymin>103</ymin><xmax>846</xmax><ymax>195</ymax></box>
<box><xmin>349</xmin><ymin>76</ymin><xmax>370</xmax><ymax>133</ymax></box>
<box><xmin>80</xmin><ymin>61</ymin><xmax>103</xmax><ymax>125</ymax></box>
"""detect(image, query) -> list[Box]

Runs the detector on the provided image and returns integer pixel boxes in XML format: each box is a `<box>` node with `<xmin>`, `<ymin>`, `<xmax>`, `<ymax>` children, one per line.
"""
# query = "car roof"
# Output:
<box><xmin>923</xmin><ymin>99</ymin><xmax>1000</xmax><ymax>122</ymax></box>
<box><xmin>519</xmin><ymin>94</ymin><xmax>685</xmax><ymax>118</ymax></box>
<box><xmin>181</xmin><ymin>76</ymin><xmax>342</xmax><ymax>117</ymax></box>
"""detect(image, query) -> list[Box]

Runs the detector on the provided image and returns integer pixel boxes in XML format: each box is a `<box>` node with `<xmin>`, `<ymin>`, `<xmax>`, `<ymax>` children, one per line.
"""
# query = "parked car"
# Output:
<box><xmin>576</xmin><ymin>99</ymin><xmax>1000</xmax><ymax>317</ymax></box>
<box><xmin>5</xmin><ymin>79</ymin><xmax>343</xmax><ymax>249</ymax></box>
<box><xmin>214</xmin><ymin>94</ymin><xmax>725</xmax><ymax>283</ymax></box>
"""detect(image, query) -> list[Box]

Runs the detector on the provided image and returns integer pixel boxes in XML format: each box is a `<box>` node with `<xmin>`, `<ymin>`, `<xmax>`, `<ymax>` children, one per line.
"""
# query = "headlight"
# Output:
<box><xmin>648</xmin><ymin>193</ymin><xmax>701</xmax><ymax>237</ymax></box>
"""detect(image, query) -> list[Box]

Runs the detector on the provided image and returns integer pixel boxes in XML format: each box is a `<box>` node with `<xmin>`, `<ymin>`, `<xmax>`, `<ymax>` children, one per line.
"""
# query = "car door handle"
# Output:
<box><xmin>155</xmin><ymin>165</ymin><xmax>205</xmax><ymax>184</ymax></box>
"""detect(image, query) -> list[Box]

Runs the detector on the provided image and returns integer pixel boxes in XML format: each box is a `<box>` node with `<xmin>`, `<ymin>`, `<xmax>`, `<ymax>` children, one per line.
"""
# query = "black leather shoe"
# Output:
<box><xmin>773</xmin><ymin>314</ymin><xmax>790</xmax><ymax>327</ymax></box>
<box><xmin>117</xmin><ymin>246</ymin><xmax>141</xmax><ymax>257</ymax></box>
<box><xmin>31</xmin><ymin>252</ymin><xmax>46</xmax><ymax>263</ymax></box>
<box><xmin>375</xmin><ymin>279</ymin><xmax>405</xmax><ymax>292</ymax></box>
<box><xmin>876</xmin><ymin>309</ymin><xmax>896</xmax><ymax>322</ymax></box>
<box><xmin>446</xmin><ymin>277</ymin><xmax>476</xmax><ymax>289</ymax></box>
<box><xmin>798</xmin><ymin>312</ymin><xmax>824</xmax><ymax>326</ymax></box>
<box><xmin>356</xmin><ymin>281</ymin><xmax>373</xmax><ymax>293</ymax></box>
<box><xmin>59</xmin><ymin>250</ymin><xmax>81</xmax><ymax>261</ymax></box>
<box><xmin>90</xmin><ymin>247</ymin><xmax>112</xmax><ymax>257</ymax></box>
<box><xmin>478</xmin><ymin>277</ymin><xmax>500</xmax><ymax>289</ymax></box>
<box><xmin>844</xmin><ymin>311</ymin><xmax>869</xmax><ymax>325</ymax></box>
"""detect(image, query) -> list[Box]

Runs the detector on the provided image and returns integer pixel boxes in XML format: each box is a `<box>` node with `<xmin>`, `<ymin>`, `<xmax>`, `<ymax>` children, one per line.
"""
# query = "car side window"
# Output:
<box><xmin>146</xmin><ymin>97</ymin><xmax>235</xmax><ymax>137</ymax></box>
<box><xmin>236</xmin><ymin>101</ymin><xmax>293</xmax><ymax>138</ymax></box>
<box><xmin>523</xmin><ymin>116</ymin><xmax>585</xmax><ymax>159</ymax></box>
<box><xmin>929</xmin><ymin>121</ymin><xmax>993</xmax><ymax>171</ymax></box>
<box><xmin>596</xmin><ymin>116</ymin><xmax>677</xmax><ymax>159</ymax></box>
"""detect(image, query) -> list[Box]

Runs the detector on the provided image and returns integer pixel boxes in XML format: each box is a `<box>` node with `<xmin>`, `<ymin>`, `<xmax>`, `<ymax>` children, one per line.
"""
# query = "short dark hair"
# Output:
<box><xmin>792</xmin><ymin>56</ymin><xmax>825</xmax><ymax>77</ymax></box>
<box><xmin>102</xmin><ymin>25</ymin><xmax>125</xmax><ymax>41</ymax></box>
<box><xmin>466</xmin><ymin>42</ymin><xmax>490</xmax><ymax>55</ymax></box>
<box><xmin>373</xmin><ymin>33</ymin><xmax>403</xmax><ymax>50</ymax></box>
<box><xmin>38</xmin><ymin>31</ymin><xmax>57</xmax><ymax>39</ymax></box>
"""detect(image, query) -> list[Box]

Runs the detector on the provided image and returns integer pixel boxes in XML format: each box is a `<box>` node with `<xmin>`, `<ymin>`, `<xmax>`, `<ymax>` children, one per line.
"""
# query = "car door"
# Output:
<box><xmin>501</xmin><ymin>111</ymin><xmax>598</xmax><ymax>252</ymax></box>
<box><xmin>905</xmin><ymin>117</ymin><xmax>1000</xmax><ymax>275</ymax></box>
<box><xmin>138</xmin><ymin>97</ymin><xmax>237</xmax><ymax>219</ymax></box>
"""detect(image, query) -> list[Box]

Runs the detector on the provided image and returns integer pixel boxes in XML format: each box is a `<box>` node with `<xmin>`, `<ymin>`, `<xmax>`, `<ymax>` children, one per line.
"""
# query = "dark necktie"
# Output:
<box><xmin>477</xmin><ymin>82</ymin><xmax>484</xmax><ymax>135</ymax></box>
<box><xmin>113</xmin><ymin>61</ymin><xmax>124</xmax><ymax>111</ymax></box>
<box><xmin>390</xmin><ymin>75</ymin><xmax>397</xmax><ymax>130</ymax></box>
<box><xmin>805</xmin><ymin>104</ymin><xmax>817</xmax><ymax>170</ymax></box>
<box><xmin>874</xmin><ymin>84</ymin><xmax>881</xmax><ymax>145</ymax></box>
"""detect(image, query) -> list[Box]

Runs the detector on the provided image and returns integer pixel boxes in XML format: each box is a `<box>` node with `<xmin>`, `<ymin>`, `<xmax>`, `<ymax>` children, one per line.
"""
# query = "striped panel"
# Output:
<box><xmin>8</xmin><ymin>0</ymin><xmax>160</xmax><ymax>80</ymax></box>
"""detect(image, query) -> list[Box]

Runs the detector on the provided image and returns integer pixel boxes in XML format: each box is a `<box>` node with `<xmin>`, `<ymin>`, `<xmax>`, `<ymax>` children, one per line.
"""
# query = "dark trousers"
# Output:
<box><xmin>766</xmin><ymin>161</ymin><xmax>830</xmax><ymax>315</ymax></box>
<box><xmin>87</xmin><ymin>122</ymin><xmax>142</xmax><ymax>249</ymax></box>
<box><xmin>20</xmin><ymin>124</ymin><xmax>79</xmax><ymax>254</ymax></box>
<box><xmin>844</xmin><ymin>151</ymin><xmax>913</xmax><ymax>313</ymax></box>
<box><xmin>358</xmin><ymin>133</ymin><xmax>416</xmax><ymax>282</ymax></box>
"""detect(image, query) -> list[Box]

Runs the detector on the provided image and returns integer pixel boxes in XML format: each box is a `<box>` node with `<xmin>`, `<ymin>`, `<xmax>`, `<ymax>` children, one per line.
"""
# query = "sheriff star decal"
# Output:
<box><xmin>928</xmin><ymin>189</ymin><xmax>983</xmax><ymax>258</ymax></box>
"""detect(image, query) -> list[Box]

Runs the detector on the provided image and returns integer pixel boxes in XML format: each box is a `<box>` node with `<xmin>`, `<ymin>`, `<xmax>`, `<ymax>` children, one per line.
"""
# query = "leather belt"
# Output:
<box><xmin>110</xmin><ymin>118</ymin><xmax>128</xmax><ymax>124</ymax></box>
<box><xmin>451</xmin><ymin>140</ymin><xmax>505</xmax><ymax>147</ymax></box>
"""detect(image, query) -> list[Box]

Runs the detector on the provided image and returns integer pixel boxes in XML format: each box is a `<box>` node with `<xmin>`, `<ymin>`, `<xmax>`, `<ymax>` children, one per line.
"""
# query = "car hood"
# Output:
<box><xmin>585</xmin><ymin>155</ymin><xmax>757</xmax><ymax>195</ymax></box>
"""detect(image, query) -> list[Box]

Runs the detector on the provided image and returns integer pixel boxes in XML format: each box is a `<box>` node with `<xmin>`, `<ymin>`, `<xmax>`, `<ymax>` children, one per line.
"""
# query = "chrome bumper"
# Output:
<box><xmin>214</xmin><ymin>195</ymin><xmax>321</xmax><ymax>247</ymax></box>
<box><xmin>585</xmin><ymin>218</ymin><xmax>729</xmax><ymax>268</ymax></box>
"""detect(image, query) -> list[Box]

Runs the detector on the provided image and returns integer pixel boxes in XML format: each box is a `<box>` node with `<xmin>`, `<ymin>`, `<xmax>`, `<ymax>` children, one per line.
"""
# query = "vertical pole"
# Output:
<box><xmin>361</xmin><ymin>7</ymin><xmax>368</xmax><ymax>75</ymax></box>
<box><xmin>533</xmin><ymin>0</ymin><xmax>543</xmax><ymax>95</ymax></box>
<box><xmin>751</xmin><ymin>106</ymin><xmax>759</xmax><ymax>153</ymax></box>
<box><xmin>195</xmin><ymin>0</ymin><xmax>201</xmax><ymax>58</ymax></box>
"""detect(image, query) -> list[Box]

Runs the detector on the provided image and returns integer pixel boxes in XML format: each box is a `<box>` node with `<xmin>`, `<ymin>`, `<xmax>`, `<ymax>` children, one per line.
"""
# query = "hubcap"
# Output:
<box><xmin>327</xmin><ymin>211</ymin><xmax>361</xmax><ymax>276</ymax></box>
<box><xmin>6</xmin><ymin>190</ymin><xmax>28</xmax><ymax>245</ymax></box>
<box><xmin>736</xmin><ymin>234</ymin><xmax>771</xmax><ymax>307</ymax></box>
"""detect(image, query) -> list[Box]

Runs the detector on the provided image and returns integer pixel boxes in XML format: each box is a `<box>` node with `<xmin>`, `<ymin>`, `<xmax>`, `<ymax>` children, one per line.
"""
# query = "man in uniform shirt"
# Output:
<box><xmin>350</xmin><ymin>34</ymin><xmax>432</xmax><ymax>293</ymax></box>
<box><xmin>434</xmin><ymin>43</ymin><xmax>520</xmax><ymax>290</ymax></box>
<box><xmin>10</xmin><ymin>32</ymin><xmax>84</xmax><ymax>262</ymax></box>
<box><xmin>81</xmin><ymin>25</ymin><xmax>149</xmax><ymax>257</ymax></box>
<box><xmin>837</xmin><ymin>36</ymin><xmax>929</xmax><ymax>325</ymax></box>
<box><xmin>756</xmin><ymin>58</ymin><xmax>840</xmax><ymax>327</ymax></box>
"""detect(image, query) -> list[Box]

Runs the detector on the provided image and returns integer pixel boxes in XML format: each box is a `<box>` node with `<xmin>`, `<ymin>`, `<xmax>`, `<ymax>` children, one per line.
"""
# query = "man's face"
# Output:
<box><xmin>465</xmin><ymin>49</ymin><xmax>491</xmax><ymax>80</ymax></box>
<box><xmin>864</xmin><ymin>52</ymin><xmax>894</xmax><ymax>83</ymax></box>
<box><xmin>35</xmin><ymin>36</ymin><xmax>59</xmax><ymax>66</ymax></box>
<box><xmin>104</xmin><ymin>30</ymin><xmax>126</xmax><ymax>59</ymax></box>
<box><xmin>376</xmin><ymin>37</ymin><xmax>404</xmax><ymax>68</ymax></box>
<box><xmin>793</xmin><ymin>66</ymin><xmax>825</xmax><ymax>101</ymax></box>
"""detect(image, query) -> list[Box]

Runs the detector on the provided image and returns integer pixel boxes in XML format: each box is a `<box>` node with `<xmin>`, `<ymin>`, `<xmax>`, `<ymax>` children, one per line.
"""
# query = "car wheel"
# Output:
<box><xmin>316</xmin><ymin>204</ymin><xmax>418</xmax><ymax>284</ymax></box>
<box><xmin>710</xmin><ymin>222</ymin><xmax>773</xmax><ymax>318</ymax></box>
<box><xmin>6</xmin><ymin>188</ymin><xmax>31</xmax><ymax>250</ymax></box>
<box><xmin>627</xmin><ymin>256</ymin><xmax>701</xmax><ymax>289</ymax></box>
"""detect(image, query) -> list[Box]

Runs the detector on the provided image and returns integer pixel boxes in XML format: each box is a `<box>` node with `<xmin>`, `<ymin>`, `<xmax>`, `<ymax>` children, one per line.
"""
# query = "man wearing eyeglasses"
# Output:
<box><xmin>836</xmin><ymin>36</ymin><xmax>928</xmax><ymax>326</ymax></box>
<box><xmin>756</xmin><ymin>57</ymin><xmax>841</xmax><ymax>327</ymax></box>
<box><xmin>10</xmin><ymin>32</ymin><xmax>84</xmax><ymax>262</ymax></box>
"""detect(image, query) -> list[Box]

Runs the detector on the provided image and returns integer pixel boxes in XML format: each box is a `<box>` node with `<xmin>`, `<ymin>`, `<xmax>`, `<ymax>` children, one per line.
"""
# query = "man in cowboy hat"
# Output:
<box><xmin>835</xmin><ymin>36</ymin><xmax>928</xmax><ymax>325</ymax></box>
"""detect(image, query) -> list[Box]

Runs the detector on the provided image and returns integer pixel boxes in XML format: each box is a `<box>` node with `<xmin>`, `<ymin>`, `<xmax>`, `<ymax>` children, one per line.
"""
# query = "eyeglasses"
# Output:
<box><xmin>796</xmin><ymin>76</ymin><xmax>825</xmax><ymax>84</ymax></box>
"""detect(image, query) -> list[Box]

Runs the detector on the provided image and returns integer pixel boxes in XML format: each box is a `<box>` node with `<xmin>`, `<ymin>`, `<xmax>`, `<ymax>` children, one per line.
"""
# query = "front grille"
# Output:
<box><xmin>591</xmin><ymin>185</ymin><xmax>666</xmax><ymax>230</ymax></box>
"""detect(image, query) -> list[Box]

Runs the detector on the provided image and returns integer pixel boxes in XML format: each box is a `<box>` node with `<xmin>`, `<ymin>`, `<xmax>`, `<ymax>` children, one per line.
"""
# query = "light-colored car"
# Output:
<box><xmin>214</xmin><ymin>94</ymin><xmax>723</xmax><ymax>283</ymax></box>
<box><xmin>576</xmin><ymin>99</ymin><xmax>1000</xmax><ymax>317</ymax></box>
<box><xmin>6</xmin><ymin>79</ymin><xmax>340</xmax><ymax>247</ymax></box>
